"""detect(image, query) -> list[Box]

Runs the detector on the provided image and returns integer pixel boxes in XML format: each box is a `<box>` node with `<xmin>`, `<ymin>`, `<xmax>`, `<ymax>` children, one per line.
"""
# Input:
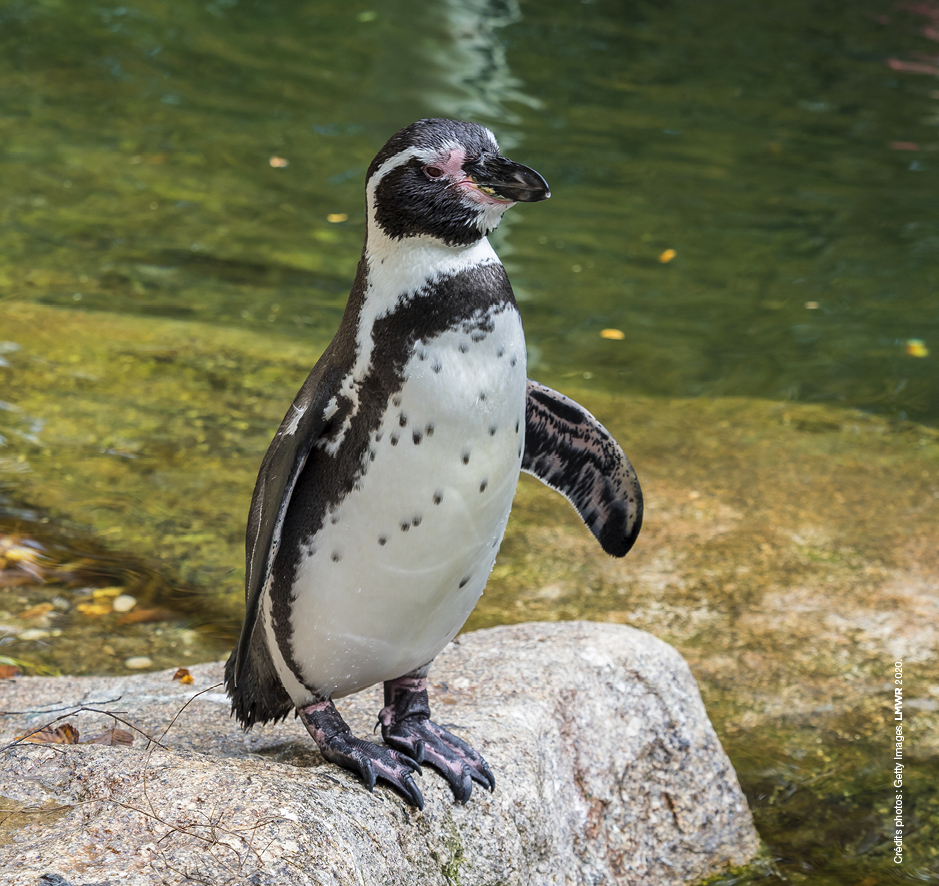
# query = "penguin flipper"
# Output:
<box><xmin>230</xmin><ymin>363</ymin><xmax>339</xmax><ymax>694</ymax></box>
<box><xmin>521</xmin><ymin>380</ymin><xmax>643</xmax><ymax>557</ymax></box>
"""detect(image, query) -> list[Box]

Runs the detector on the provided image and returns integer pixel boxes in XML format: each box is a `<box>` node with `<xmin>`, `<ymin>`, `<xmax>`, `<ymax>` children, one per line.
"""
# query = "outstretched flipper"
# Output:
<box><xmin>522</xmin><ymin>380</ymin><xmax>642</xmax><ymax>557</ymax></box>
<box><xmin>379</xmin><ymin>676</ymin><xmax>495</xmax><ymax>805</ymax></box>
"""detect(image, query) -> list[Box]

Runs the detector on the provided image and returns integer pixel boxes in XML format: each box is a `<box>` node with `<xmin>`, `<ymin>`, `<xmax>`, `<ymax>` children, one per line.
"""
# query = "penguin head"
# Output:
<box><xmin>365</xmin><ymin>119</ymin><xmax>550</xmax><ymax>248</ymax></box>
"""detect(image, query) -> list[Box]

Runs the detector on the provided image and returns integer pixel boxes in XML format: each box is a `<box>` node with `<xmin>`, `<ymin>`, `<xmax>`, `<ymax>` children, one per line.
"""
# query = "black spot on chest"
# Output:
<box><xmin>277</xmin><ymin>264</ymin><xmax>519</xmax><ymax>592</ymax></box>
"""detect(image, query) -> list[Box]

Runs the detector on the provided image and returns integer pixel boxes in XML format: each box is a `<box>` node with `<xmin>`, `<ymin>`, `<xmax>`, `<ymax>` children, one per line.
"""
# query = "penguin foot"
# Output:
<box><xmin>380</xmin><ymin>676</ymin><xmax>495</xmax><ymax>805</ymax></box>
<box><xmin>298</xmin><ymin>700</ymin><xmax>425</xmax><ymax>810</ymax></box>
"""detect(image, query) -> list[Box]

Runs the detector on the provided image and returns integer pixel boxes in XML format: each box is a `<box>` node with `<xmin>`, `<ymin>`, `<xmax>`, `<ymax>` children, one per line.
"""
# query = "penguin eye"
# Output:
<box><xmin>422</xmin><ymin>165</ymin><xmax>445</xmax><ymax>180</ymax></box>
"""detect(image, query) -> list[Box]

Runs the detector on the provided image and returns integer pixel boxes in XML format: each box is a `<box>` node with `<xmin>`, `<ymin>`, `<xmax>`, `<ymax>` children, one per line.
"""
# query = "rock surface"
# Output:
<box><xmin>0</xmin><ymin>622</ymin><xmax>760</xmax><ymax>885</ymax></box>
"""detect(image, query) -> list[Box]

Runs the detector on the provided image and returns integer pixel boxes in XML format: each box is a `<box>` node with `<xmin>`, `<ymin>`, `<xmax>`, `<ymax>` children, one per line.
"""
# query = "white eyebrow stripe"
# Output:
<box><xmin>367</xmin><ymin>147</ymin><xmax>421</xmax><ymax>193</ymax></box>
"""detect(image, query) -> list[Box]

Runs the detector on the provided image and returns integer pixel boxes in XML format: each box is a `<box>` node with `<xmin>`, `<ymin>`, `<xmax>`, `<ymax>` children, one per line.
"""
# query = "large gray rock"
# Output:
<box><xmin>0</xmin><ymin>622</ymin><xmax>759</xmax><ymax>885</ymax></box>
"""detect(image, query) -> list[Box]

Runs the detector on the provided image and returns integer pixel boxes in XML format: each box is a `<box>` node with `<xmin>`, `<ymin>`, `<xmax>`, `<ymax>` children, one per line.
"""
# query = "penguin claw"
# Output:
<box><xmin>327</xmin><ymin>734</ymin><xmax>425</xmax><ymax>809</ymax></box>
<box><xmin>298</xmin><ymin>701</ymin><xmax>425</xmax><ymax>809</ymax></box>
<box><xmin>385</xmin><ymin>718</ymin><xmax>494</xmax><ymax>802</ymax></box>
<box><xmin>380</xmin><ymin>677</ymin><xmax>495</xmax><ymax>804</ymax></box>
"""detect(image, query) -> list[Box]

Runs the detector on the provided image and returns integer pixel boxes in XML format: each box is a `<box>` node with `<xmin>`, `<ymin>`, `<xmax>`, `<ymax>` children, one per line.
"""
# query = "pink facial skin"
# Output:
<box><xmin>434</xmin><ymin>148</ymin><xmax>516</xmax><ymax>206</ymax></box>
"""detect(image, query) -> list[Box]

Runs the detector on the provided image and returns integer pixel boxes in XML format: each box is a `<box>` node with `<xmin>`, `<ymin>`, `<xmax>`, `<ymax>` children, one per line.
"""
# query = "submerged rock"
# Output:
<box><xmin>0</xmin><ymin>622</ymin><xmax>759</xmax><ymax>885</ymax></box>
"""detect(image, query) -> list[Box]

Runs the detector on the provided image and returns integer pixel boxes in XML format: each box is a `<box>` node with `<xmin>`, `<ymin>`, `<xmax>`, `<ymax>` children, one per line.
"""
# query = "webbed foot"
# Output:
<box><xmin>379</xmin><ymin>676</ymin><xmax>495</xmax><ymax>805</ymax></box>
<box><xmin>299</xmin><ymin>699</ymin><xmax>425</xmax><ymax>809</ymax></box>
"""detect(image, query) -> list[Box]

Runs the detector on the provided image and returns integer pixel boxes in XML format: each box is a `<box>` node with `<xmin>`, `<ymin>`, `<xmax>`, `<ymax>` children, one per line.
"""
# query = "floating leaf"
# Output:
<box><xmin>326</xmin><ymin>213</ymin><xmax>348</xmax><ymax>223</ymax></box>
<box><xmin>0</xmin><ymin>664</ymin><xmax>20</xmax><ymax>678</ymax></box>
<box><xmin>906</xmin><ymin>339</ymin><xmax>929</xmax><ymax>357</ymax></box>
<box><xmin>269</xmin><ymin>156</ymin><xmax>289</xmax><ymax>168</ymax></box>
<box><xmin>600</xmin><ymin>329</ymin><xmax>626</xmax><ymax>341</ymax></box>
<box><xmin>659</xmin><ymin>248</ymin><xmax>677</xmax><ymax>263</ymax></box>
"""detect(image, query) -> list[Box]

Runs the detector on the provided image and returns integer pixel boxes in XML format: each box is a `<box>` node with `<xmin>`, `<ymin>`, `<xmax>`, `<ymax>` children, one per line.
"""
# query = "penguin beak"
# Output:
<box><xmin>463</xmin><ymin>155</ymin><xmax>551</xmax><ymax>203</ymax></box>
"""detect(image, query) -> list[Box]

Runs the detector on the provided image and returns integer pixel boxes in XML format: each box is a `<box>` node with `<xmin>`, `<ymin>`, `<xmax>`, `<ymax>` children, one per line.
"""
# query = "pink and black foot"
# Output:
<box><xmin>299</xmin><ymin>699</ymin><xmax>425</xmax><ymax>809</ymax></box>
<box><xmin>379</xmin><ymin>676</ymin><xmax>496</xmax><ymax>805</ymax></box>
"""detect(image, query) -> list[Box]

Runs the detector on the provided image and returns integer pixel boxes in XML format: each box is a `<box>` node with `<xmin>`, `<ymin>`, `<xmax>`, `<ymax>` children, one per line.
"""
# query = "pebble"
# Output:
<box><xmin>18</xmin><ymin>629</ymin><xmax>50</xmax><ymax>641</ymax></box>
<box><xmin>111</xmin><ymin>595</ymin><xmax>137</xmax><ymax>613</ymax></box>
<box><xmin>124</xmin><ymin>656</ymin><xmax>153</xmax><ymax>670</ymax></box>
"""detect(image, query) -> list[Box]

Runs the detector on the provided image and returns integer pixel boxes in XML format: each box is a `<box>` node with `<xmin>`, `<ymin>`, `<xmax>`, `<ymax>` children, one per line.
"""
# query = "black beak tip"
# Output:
<box><xmin>521</xmin><ymin>184</ymin><xmax>551</xmax><ymax>203</ymax></box>
<box><xmin>472</xmin><ymin>156</ymin><xmax>551</xmax><ymax>204</ymax></box>
<box><xmin>510</xmin><ymin>163</ymin><xmax>550</xmax><ymax>203</ymax></box>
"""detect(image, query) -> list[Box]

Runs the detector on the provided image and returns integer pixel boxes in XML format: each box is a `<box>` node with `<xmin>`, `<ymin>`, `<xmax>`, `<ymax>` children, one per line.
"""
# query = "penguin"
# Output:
<box><xmin>225</xmin><ymin>118</ymin><xmax>643</xmax><ymax>811</ymax></box>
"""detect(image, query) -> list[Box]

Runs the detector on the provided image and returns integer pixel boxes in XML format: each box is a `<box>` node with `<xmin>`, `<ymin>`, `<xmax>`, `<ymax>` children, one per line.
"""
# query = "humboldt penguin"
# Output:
<box><xmin>225</xmin><ymin>118</ymin><xmax>643</xmax><ymax>810</ymax></box>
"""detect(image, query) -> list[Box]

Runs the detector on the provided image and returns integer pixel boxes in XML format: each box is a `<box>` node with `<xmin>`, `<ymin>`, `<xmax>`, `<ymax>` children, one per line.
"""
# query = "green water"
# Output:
<box><xmin>2</xmin><ymin>0</ymin><xmax>937</xmax><ymax>420</ymax></box>
<box><xmin>2</xmin><ymin>0</ymin><xmax>939</xmax><ymax>883</ymax></box>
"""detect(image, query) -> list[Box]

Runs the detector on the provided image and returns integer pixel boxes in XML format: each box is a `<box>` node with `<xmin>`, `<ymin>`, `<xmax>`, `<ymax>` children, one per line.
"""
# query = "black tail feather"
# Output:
<box><xmin>224</xmin><ymin>623</ymin><xmax>294</xmax><ymax>728</ymax></box>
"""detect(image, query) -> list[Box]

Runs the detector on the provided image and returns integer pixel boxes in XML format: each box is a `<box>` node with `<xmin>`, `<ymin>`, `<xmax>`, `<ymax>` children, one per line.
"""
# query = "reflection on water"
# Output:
<box><xmin>425</xmin><ymin>0</ymin><xmax>543</xmax><ymax>132</ymax></box>
<box><xmin>1</xmin><ymin>0</ymin><xmax>938</xmax><ymax>883</ymax></box>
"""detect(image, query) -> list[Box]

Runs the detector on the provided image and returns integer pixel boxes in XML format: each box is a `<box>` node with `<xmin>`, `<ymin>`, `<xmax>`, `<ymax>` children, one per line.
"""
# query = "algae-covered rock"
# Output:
<box><xmin>0</xmin><ymin>622</ymin><xmax>760</xmax><ymax>885</ymax></box>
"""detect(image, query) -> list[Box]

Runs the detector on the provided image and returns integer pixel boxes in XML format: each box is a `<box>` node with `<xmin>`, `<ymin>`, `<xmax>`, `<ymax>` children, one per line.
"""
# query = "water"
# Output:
<box><xmin>2</xmin><ymin>0</ymin><xmax>939</xmax><ymax>882</ymax></box>
<box><xmin>2</xmin><ymin>0</ymin><xmax>937</xmax><ymax>420</ymax></box>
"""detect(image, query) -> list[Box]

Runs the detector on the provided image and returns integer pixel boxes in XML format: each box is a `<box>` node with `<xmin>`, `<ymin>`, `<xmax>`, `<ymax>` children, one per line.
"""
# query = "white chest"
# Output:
<box><xmin>267</xmin><ymin>306</ymin><xmax>527</xmax><ymax>703</ymax></box>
